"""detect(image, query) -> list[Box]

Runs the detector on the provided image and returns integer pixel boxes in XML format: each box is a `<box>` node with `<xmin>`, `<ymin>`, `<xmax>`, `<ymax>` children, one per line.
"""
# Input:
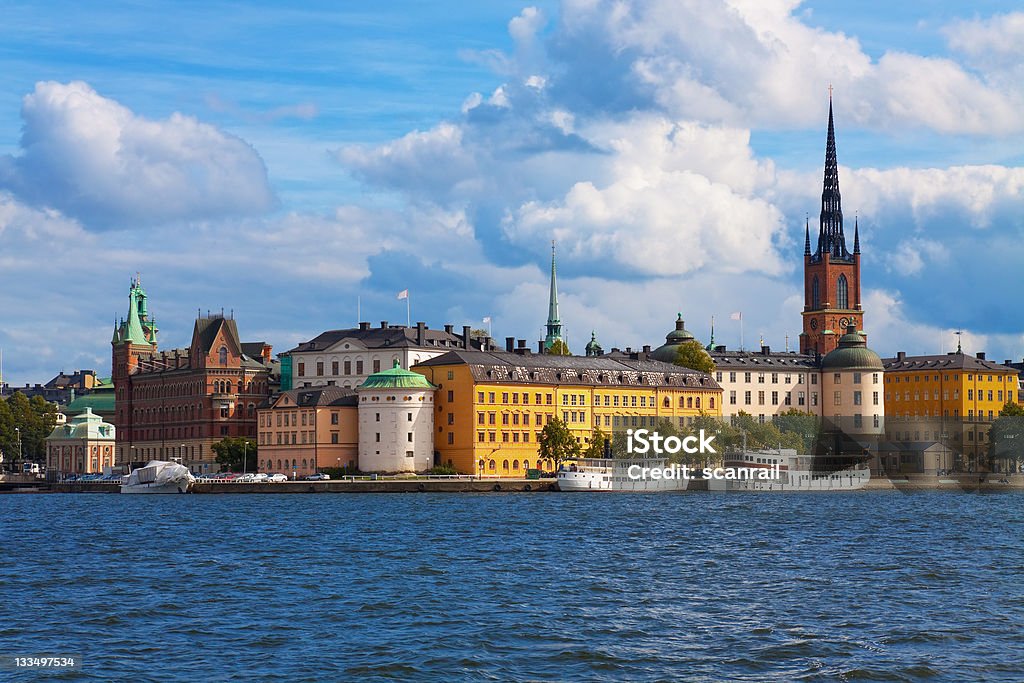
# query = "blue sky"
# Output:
<box><xmin>1</xmin><ymin>1</ymin><xmax>1023</xmax><ymax>384</ymax></box>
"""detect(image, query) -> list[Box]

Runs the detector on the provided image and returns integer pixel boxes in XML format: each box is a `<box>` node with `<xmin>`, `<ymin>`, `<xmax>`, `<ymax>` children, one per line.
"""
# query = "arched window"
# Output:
<box><xmin>663</xmin><ymin>397</ymin><xmax>670</xmax><ymax>407</ymax></box>
<box><xmin>502</xmin><ymin>459</ymin><xmax>510</xmax><ymax>472</ymax></box>
<box><xmin>488</xmin><ymin>459</ymin><xmax>496</xmax><ymax>471</ymax></box>
<box><xmin>219</xmin><ymin>346</ymin><xmax>228</xmax><ymax>366</ymax></box>
<box><xmin>812</xmin><ymin>276</ymin><xmax>820</xmax><ymax>309</ymax></box>
<box><xmin>523</xmin><ymin>460</ymin><xmax>530</xmax><ymax>470</ymax></box>
<box><xmin>710</xmin><ymin>397</ymin><xmax>716</xmax><ymax>409</ymax></box>
<box><xmin>513</xmin><ymin>459</ymin><xmax>519</xmax><ymax>470</ymax></box>
<box><xmin>695</xmin><ymin>397</ymin><xmax>701</xmax><ymax>409</ymax></box>
<box><xmin>837</xmin><ymin>274</ymin><xmax>849</xmax><ymax>310</ymax></box>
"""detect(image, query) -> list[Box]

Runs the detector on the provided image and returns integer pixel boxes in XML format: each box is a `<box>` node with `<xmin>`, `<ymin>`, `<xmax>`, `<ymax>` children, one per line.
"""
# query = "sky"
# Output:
<box><xmin>1</xmin><ymin>0</ymin><xmax>1024</xmax><ymax>385</ymax></box>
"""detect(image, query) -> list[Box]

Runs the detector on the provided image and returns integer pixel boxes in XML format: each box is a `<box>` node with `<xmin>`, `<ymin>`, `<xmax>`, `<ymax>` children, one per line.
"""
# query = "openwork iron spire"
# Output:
<box><xmin>814</xmin><ymin>95</ymin><xmax>851</xmax><ymax>262</ymax></box>
<box><xmin>544</xmin><ymin>240</ymin><xmax>563</xmax><ymax>350</ymax></box>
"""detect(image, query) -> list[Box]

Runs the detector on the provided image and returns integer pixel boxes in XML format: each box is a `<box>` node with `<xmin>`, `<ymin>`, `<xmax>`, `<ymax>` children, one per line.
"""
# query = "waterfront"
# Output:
<box><xmin>2</xmin><ymin>492</ymin><xmax>1023</xmax><ymax>681</ymax></box>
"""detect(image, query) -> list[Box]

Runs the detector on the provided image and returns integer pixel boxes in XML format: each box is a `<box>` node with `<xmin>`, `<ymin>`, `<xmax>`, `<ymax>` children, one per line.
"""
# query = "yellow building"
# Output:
<box><xmin>882</xmin><ymin>350</ymin><xmax>1018</xmax><ymax>470</ymax></box>
<box><xmin>413</xmin><ymin>349</ymin><xmax>722</xmax><ymax>477</ymax></box>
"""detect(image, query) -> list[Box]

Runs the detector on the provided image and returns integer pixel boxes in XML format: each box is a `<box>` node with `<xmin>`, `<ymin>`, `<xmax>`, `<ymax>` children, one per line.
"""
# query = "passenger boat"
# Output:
<box><xmin>120</xmin><ymin>460</ymin><xmax>195</xmax><ymax>494</ymax></box>
<box><xmin>557</xmin><ymin>457</ymin><xmax>690</xmax><ymax>492</ymax></box>
<box><xmin>707</xmin><ymin>449</ymin><xmax>869</xmax><ymax>492</ymax></box>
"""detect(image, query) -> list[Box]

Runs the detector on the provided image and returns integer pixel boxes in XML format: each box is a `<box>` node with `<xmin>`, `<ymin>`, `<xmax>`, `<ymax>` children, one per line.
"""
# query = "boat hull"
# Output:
<box><xmin>120</xmin><ymin>481</ymin><xmax>192</xmax><ymax>494</ymax></box>
<box><xmin>557</xmin><ymin>458</ymin><xmax>689</xmax><ymax>492</ymax></box>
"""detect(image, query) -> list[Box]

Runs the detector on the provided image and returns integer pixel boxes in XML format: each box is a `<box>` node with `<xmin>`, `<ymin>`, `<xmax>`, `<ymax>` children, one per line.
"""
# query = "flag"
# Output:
<box><xmin>482</xmin><ymin>316</ymin><xmax>492</xmax><ymax>324</ymax></box>
<box><xmin>396</xmin><ymin>289</ymin><xmax>408</xmax><ymax>300</ymax></box>
<box><xmin>730</xmin><ymin>311</ymin><xmax>742</xmax><ymax>321</ymax></box>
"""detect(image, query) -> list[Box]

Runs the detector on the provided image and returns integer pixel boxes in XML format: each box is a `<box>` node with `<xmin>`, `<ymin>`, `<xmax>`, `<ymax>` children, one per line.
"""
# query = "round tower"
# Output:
<box><xmin>357</xmin><ymin>360</ymin><xmax>436</xmax><ymax>473</ymax></box>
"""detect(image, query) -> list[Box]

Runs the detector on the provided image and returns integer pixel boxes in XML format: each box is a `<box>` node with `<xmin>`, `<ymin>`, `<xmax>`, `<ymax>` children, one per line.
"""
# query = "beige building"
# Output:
<box><xmin>45</xmin><ymin>407</ymin><xmax>117</xmax><ymax>475</ymax></box>
<box><xmin>357</xmin><ymin>361</ymin><xmax>437</xmax><ymax>473</ymax></box>
<box><xmin>257</xmin><ymin>387</ymin><xmax>358</xmax><ymax>477</ymax></box>
<box><xmin>709</xmin><ymin>347</ymin><xmax>823</xmax><ymax>421</ymax></box>
<box><xmin>282</xmin><ymin>321</ymin><xmax>492</xmax><ymax>391</ymax></box>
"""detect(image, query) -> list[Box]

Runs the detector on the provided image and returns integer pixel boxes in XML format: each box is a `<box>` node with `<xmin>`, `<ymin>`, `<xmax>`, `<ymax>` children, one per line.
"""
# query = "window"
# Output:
<box><xmin>447</xmin><ymin>413</ymin><xmax>454</xmax><ymax>425</ymax></box>
<box><xmin>798</xmin><ymin>391</ymin><xmax>805</xmax><ymax>406</ymax></box>
<box><xmin>729</xmin><ymin>372</ymin><xmax>736</xmax><ymax>382</ymax></box>
<box><xmin>771</xmin><ymin>391</ymin><xmax>779</xmax><ymax>406</ymax></box>
<box><xmin>834</xmin><ymin>391</ymin><xmax>842</xmax><ymax>406</ymax></box>
<box><xmin>771</xmin><ymin>373</ymin><xmax>778</xmax><ymax>384</ymax></box>
<box><xmin>853</xmin><ymin>391</ymin><xmax>862</xmax><ymax>406</ymax></box>
<box><xmin>837</xmin><ymin>274</ymin><xmax>848</xmax><ymax>309</ymax></box>
<box><xmin>297</xmin><ymin>362</ymin><xmax>305</xmax><ymax>377</ymax></box>
<box><xmin>758</xmin><ymin>374</ymin><xmax>765</xmax><ymax>384</ymax></box>
<box><xmin>478</xmin><ymin>412</ymin><xmax>485</xmax><ymax>425</ymax></box>
<box><xmin>332</xmin><ymin>361</ymin><xmax>339</xmax><ymax>375</ymax></box>
<box><xmin>853</xmin><ymin>413</ymin><xmax>862</xmax><ymax>428</ymax></box>
<box><xmin>729</xmin><ymin>391</ymin><xmax>736</xmax><ymax>405</ymax></box>
<box><xmin>356</xmin><ymin>361</ymin><xmax>363</xmax><ymax>375</ymax></box>
<box><xmin>853</xmin><ymin>373</ymin><xmax>861</xmax><ymax>384</ymax></box>
<box><xmin>219</xmin><ymin>346</ymin><xmax>228</xmax><ymax>365</ymax></box>
<box><xmin>317</xmin><ymin>361</ymin><xmax>324</xmax><ymax>376</ymax></box>
<box><xmin>447</xmin><ymin>370</ymin><xmax>454</xmax><ymax>380</ymax></box>
<box><xmin>834</xmin><ymin>373</ymin><xmax>841</xmax><ymax>384</ymax></box>
<box><xmin>447</xmin><ymin>390</ymin><xmax>454</xmax><ymax>402</ymax></box>
<box><xmin>331</xmin><ymin>433</ymin><xmax>339</xmax><ymax>444</ymax></box>
<box><xmin>744</xmin><ymin>372</ymin><xmax>751</xmax><ymax>383</ymax></box>
<box><xmin>373</xmin><ymin>360</ymin><xmax>381</xmax><ymax>373</ymax></box>
<box><xmin>344</xmin><ymin>361</ymin><xmax>351</xmax><ymax>375</ymax></box>
<box><xmin>872</xmin><ymin>392</ymin><xmax>879</xmax><ymax>406</ymax></box>
<box><xmin>447</xmin><ymin>432</ymin><xmax>454</xmax><ymax>445</ymax></box>
<box><xmin>758</xmin><ymin>391</ymin><xmax>764</xmax><ymax>405</ymax></box>
<box><xmin>744</xmin><ymin>391</ymin><xmax>751</xmax><ymax>405</ymax></box>
<box><xmin>375</xmin><ymin>432</ymin><xmax>380</xmax><ymax>442</ymax></box>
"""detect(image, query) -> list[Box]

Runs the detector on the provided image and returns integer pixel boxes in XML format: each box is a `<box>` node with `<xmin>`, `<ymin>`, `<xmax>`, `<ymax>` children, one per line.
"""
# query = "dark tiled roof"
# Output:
<box><xmin>241</xmin><ymin>342</ymin><xmax>268</xmax><ymax>357</ymax></box>
<box><xmin>415</xmin><ymin>350</ymin><xmax>720</xmax><ymax>389</ymax></box>
<box><xmin>286</xmin><ymin>325</ymin><xmax>471</xmax><ymax>354</ymax></box>
<box><xmin>194</xmin><ymin>316</ymin><xmax>241</xmax><ymax>355</ymax></box>
<box><xmin>882</xmin><ymin>352</ymin><xmax>1017</xmax><ymax>373</ymax></box>
<box><xmin>710</xmin><ymin>350</ymin><xmax>820</xmax><ymax>370</ymax></box>
<box><xmin>265</xmin><ymin>386</ymin><xmax>359</xmax><ymax>409</ymax></box>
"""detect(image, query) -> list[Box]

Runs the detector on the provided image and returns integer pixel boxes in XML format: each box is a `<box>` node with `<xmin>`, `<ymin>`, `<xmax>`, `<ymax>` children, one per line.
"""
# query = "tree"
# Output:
<box><xmin>989</xmin><ymin>402</ymin><xmax>1024</xmax><ymax>473</ymax></box>
<box><xmin>212</xmin><ymin>437</ymin><xmax>258</xmax><ymax>472</ymax></box>
<box><xmin>584</xmin><ymin>427</ymin><xmax>610</xmax><ymax>459</ymax></box>
<box><xmin>774</xmin><ymin>409</ymin><xmax>821</xmax><ymax>453</ymax></box>
<box><xmin>538</xmin><ymin>418</ymin><xmax>580</xmax><ymax>469</ymax></box>
<box><xmin>547</xmin><ymin>339</ymin><xmax>571</xmax><ymax>356</ymax></box>
<box><xmin>673</xmin><ymin>340</ymin><xmax>715</xmax><ymax>375</ymax></box>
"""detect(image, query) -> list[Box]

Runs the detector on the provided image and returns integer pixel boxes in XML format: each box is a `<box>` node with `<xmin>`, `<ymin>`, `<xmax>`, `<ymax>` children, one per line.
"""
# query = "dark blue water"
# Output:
<box><xmin>2</xmin><ymin>492</ymin><xmax>1023</xmax><ymax>681</ymax></box>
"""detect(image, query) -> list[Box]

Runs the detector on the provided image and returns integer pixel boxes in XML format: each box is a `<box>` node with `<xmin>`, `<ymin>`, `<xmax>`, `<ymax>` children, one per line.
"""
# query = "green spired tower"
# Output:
<box><xmin>544</xmin><ymin>240</ymin><xmax>564</xmax><ymax>351</ymax></box>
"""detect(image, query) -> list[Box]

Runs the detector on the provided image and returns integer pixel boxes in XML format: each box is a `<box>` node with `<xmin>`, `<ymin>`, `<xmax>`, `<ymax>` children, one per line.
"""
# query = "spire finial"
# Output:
<box><xmin>816</xmin><ymin>88</ymin><xmax>847</xmax><ymax>259</ymax></box>
<box><xmin>853</xmin><ymin>213</ymin><xmax>860</xmax><ymax>254</ymax></box>
<box><xmin>955</xmin><ymin>329</ymin><xmax>963</xmax><ymax>354</ymax></box>
<box><xmin>804</xmin><ymin>215</ymin><xmax>811</xmax><ymax>255</ymax></box>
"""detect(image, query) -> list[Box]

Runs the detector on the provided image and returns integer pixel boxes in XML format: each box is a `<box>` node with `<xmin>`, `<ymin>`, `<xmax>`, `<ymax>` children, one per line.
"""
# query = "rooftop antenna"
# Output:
<box><xmin>955</xmin><ymin>329</ymin><xmax>963</xmax><ymax>354</ymax></box>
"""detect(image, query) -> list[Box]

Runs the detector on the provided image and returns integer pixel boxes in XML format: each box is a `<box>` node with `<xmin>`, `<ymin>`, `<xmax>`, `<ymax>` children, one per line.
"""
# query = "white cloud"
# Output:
<box><xmin>0</xmin><ymin>81</ymin><xmax>275</xmax><ymax>229</ymax></box>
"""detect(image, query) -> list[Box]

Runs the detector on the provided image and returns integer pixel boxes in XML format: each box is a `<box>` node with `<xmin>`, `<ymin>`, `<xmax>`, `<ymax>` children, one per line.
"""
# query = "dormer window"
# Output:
<box><xmin>218</xmin><ymin>346</ymin><xmax>228</xmax><ymax>365</ymax></box>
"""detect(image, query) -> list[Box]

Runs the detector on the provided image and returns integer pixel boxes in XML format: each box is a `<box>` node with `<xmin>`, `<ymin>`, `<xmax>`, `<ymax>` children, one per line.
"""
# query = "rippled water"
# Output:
<box><xmin>2</xmin><ymin>491</ymin><xmax>1023</xmax><ymax>681</ymax></box>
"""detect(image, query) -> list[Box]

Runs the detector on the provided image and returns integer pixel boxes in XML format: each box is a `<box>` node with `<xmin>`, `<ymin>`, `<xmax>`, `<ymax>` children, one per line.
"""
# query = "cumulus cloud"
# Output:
<box><xmin>0</xmin><ymin>81</ymin><xmax>275</xmax><ymax>229</ymax></box>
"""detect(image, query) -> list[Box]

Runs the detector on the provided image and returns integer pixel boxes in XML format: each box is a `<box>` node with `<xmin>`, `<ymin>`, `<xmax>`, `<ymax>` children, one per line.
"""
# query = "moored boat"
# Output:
<box><xmin>707</xmin><ymin>449</ymin><xmax>869</xmax><ymax>492</ymax></box>
<box><xmin>120</xmin><ymin>460</ymin><xmax>195</xmax><ymax>494</ymax></box>
<box><xmin>557</xmin><ymin>457</ymin><xmax>690</xmax><ymax>492</ymax></box>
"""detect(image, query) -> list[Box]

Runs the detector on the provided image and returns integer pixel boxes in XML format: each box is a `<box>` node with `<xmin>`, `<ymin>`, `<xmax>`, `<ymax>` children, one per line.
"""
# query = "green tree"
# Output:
<box><xmin>212</xmin><ymin>437</ymin><xmax>258</xmax><ymax>472</ymax></box>
<box><xmin>584</xmin><ymin>427</ymin><xmax>610</xmax><ymax>459</ymax></box>
<box><xmin>989</xmin><ymin>402</ymin><xmax>1024</xmax><ymax>472</ymax></box>
<box><xmin>673</xmin><ymin>340</ymin><xmax>716</xmax><ymax>374</ymax></box>
<box><xmin>538</xmin><ymin>418</ymin><xmax>580</xmax><ymax>469</ymax></box>
<box><xmin>547</xmin><ymin>339</ymin><xmax>571</xmax><ymax>356</ymax></box>
<box><xmin>774</xmin><ymin>409</ymin><xmax>821</xmax><ymax>453</ymax></box>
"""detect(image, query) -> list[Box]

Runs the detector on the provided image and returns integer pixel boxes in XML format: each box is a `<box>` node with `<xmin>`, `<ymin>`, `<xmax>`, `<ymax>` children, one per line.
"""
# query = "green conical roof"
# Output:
<box><xmin>358</xmin><ymin>360</ymin><xmax>436</xmax><ymax>390</ymax></box>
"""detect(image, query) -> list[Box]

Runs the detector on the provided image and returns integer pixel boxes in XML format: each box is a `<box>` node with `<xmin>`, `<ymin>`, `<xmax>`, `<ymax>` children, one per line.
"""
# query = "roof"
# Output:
<box><xmin>822</xmin><ymin>328</ymin><xmax>883</xmax><ymax>371</ymax></box>
<box><xmin>46</xmin><ymin>407</ymin><xmax>115</xmax><ymax>441</ymax></box>
<box><xmin>649</xmin><ymin>314</ymin><xmax>697</xmax><ymax>363</ymax></box>
<box><xmin>265</xmin><ymin>386</ymin><xmax>359</xmax><ymax>409</ymax></box>
<box><xmin>710</xmin><ymin>350</ymin><xmax>820</xmax><ymax>370</ymax></box>
<box><xmin>286</xmin><ymin>324</ymin><xmax>474</xmax><ymax>355</ymax></box>
<box><xmin>415</xmin><ymin>350</ymin><xmax>720</xmax><ymax>390</ymax></box>
<box><xmin>194</xmin><ymin>316</ymin><xmax>241</xmax><ymax>355</ymax></box>
<box><xmin>359</xmin><ymin>360</ymin><xmax>436</xmax><ymax>390</ymax></box>
<box><xmin>64</xmin><ymin>392</ymin><xmax>115</xmax><ymax>416</ymax></box>
<box><xmin>241</xmin><ymin>342</ymin><xmax>269</xmax><ymax>357</ymax></box>
<box><xmin>883</xmin><ymin>351</ymin><xmax>1017</xmax><ymax>373</ymax></box>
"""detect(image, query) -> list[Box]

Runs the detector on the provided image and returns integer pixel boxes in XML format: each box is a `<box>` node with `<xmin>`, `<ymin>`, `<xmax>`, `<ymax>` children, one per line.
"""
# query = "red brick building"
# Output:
<box><xmin>111</xmin><ymin>278</ymin><xmax>277</xmax><ymax>473</ymax></box>
<box><xmin>800</xmin><ymin>97</ymin><xmax>863</xmax><ymax>356</ymax></box>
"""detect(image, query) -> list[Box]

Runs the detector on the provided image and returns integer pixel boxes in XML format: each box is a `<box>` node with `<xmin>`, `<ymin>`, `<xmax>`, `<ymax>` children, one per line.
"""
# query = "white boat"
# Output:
<box><xmin>707</xmin><ymin>449</ymin><xmax>870</xmax><ymax>492</ymax></box>
<box><xmin>557</xmin><ymin>457</ymin><xmax>690</xmax><ymax>492</ymax></box>
<box><xmin>120</xmin><ymin>460</ymin><xmax>195</xmax><ymax>494</ymax></box>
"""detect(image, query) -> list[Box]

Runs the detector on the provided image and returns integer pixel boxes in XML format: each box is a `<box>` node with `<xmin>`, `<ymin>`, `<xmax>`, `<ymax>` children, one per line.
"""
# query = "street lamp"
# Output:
<box><xmin>242</xmin><ymin>440</ymin><xmax>248</xmax><ymax>476</ymax></box>
<box><xmin>14</xmin><ymin>427</ymin><xmax>21</xmax><ymax>472</ymax></box>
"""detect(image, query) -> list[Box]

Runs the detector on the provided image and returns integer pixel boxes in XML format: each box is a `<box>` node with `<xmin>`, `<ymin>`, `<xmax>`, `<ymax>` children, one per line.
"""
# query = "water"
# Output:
<box><xmin>2</xmin><ymin>492</ymin><xmax>1023</xmax><ymax>681</ymax></box>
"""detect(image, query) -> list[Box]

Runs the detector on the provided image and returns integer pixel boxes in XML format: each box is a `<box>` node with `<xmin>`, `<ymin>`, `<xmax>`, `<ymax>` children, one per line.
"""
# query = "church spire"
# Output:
<box><xmin>814</xmin><ymin>91</ymin><xmax>850</xmax><ymax>262</ymax></box>
<box><xmin>544</xmin><ymin>240</ymin><xmax>564</xmax><ymax>350</ymax></box>
<box><xmin>853</xmin><ymin>214</ymin><xmax>860</xmax><ymax>254</ymax></box>
<box><xmin>804</xmin><ymin>216</ymin><xmax>811</xmax><ymax>255</ymax></box>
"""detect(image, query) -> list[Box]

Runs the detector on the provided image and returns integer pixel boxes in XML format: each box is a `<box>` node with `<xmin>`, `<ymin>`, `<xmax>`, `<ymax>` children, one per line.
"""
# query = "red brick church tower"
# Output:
<box><xmin>799</xmin><ymin>96</ymin><xmax>862</xmax><ymax>356</ymax></box>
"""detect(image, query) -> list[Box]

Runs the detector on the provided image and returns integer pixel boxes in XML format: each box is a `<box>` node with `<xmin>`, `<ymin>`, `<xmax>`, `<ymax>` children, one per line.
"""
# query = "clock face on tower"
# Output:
<box><xmin>839</xmin><ymin>316</ymin><xmax>850</xmax><ymax>329</ymax></box>
<box><xmin>810</xmin><ymin>318</ymin><xmax>818</xmax><ymax>330</ymax></box>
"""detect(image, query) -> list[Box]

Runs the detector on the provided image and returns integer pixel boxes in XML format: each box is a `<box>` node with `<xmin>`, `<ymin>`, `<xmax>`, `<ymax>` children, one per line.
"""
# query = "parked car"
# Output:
<box><xmin>251</xmin><ymin>473</ymin><xmax>269</xmax><ymax>482</ymax></box>
<box><xmin>304</xmin><ymin>473</ymin><xmax>331</xmax><ymax>481</ymax></box>
<box><xmin>268</xmin><ymin>473</ymin><xmax>288</xmax><ymax>482</ymax></box>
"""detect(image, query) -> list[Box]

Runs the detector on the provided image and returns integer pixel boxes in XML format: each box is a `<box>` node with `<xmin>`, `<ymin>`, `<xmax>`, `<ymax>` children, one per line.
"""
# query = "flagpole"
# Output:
<box><xmin>406</xmin><ymin>293</ymin><xmax>411</xmax><ymax>328</ymax></box>
<box><xmin>357</xmin><ymin>295</ymin><xmax>361</xmax><ymax>325</ymax></box>
<box><xmin>740</xmin><ymin>314</ymin><xmax>744</xmax><ymax>351</ymax></box>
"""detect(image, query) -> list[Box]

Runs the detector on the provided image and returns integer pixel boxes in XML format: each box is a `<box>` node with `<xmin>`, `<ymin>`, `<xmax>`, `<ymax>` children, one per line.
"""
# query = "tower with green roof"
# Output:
<box><xmin>111</xmin><ymin>274</ymin><xmax>159</xmax><ymax>466</ymax></box>
<box><xmin>543</xmin><ymin>241</ymin><xmax>565</xmax><ymax>352</ymax></box>
<box><xmin>356</xmin><ymin>360</ymin><xmax>437</xmax><ymax>473</ymax></box>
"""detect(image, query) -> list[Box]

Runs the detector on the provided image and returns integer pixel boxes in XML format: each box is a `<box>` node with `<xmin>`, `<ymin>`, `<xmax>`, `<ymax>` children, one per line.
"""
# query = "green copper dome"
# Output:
<box><xmin>358</xmin><ymin>360</ymin><xmax>436</xmax><ymax>390</ymax></box>
<box><xmin>650</xmin><ymin>313</ymin><xmax>697</xmax><ymax>362</ymax></box>
<box><xmin>821</xmin><ymin>326</ymin><xmax>883</xmax><ymax>371</ymax></box>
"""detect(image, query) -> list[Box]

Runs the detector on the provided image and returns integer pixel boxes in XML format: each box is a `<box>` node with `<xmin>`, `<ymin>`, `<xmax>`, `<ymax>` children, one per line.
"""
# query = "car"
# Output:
<box><xmin>251</xmin><ymin>473</ymin><xmax>269</xmax><ymax>482</ymax></box>
<box><xmin>304</xmin><ymin>473</ymin><xmax>330</xmax><ymax>481</ymax></box>
<box><xmin>267</xmin><ymin>473</ymin><xmax>288</xmax><ymax>483</ymax></box>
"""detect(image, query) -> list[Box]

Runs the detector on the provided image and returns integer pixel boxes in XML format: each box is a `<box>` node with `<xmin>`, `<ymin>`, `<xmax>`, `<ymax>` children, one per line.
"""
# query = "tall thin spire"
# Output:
<box><xmin>804</xmin><ymin>216</ymin><xmax>811</xmax><ymax>255</ymax></box>
<box><xmin>814</xmin><ymin>92</ymin><xmax>850</xmax><ymax>262</ymax></box>
<box><xmin>853</xmin><ymin>214</ymin><xmax>860</xmax><ymax>254</ymax></box>
<box><xmin>544</xmin><ymin>240</ymin><xmax>563</xmax><ymax>350</ymax></box>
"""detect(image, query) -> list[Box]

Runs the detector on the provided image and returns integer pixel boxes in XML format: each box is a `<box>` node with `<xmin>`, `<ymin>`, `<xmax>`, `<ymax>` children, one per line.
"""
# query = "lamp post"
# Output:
<box><xmin>14</xmin><ymin>427</ymin><xmax>21</xmax><ymax>472</ymax></box>
<box><xmin>242</xmin><ymin>440</ymin><xmax>248</xmax><ymax>476</ymax></box>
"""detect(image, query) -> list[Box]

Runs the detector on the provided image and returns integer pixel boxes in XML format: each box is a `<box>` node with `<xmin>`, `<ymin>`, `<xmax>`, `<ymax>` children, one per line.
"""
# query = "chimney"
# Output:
<box><xmin>761</xmin><ymin>345</ymin><xmax>770</xmax><ymax>355</ymax></box>
<box><xmin>416</xmin><ymin>322</ymin><xmax>426</xmax><ymax>346</ymax></box>
<box><xmin>359</xmin><ymin>322</ymin><xmax>370</xmax><ymax>331</ymax></box>
<box><xmin>715</xmin><ymin>345</ymin><xmax>726</xmax><ymax>353</ymax></box>
<box><xmin>977</xmin><ymin>352</ymin><xmax>986</xmax><ymax>360</ymax></box>
<box><xmin>1005</xmin><ymin>360</ymin><xmax>1012</xmax><ymax>366</ymax></box>
<box><xmin>642</xmin><ymin>345</ymin><xmax>651</xmax><ymax>354</ymax></box>
<box><xmin>538</xmin><ymin>341</ymin><xmax>545</xmax><ymax>354</ymax></box>
<box><xmin>462</xmin><ymin>325</ymin><xmax>472</xmax><ymax>349</ymax></box>
<box><xmin>625</xmin><ymin>347</ymin><xmax>632</xmax><ymax>354</ymax></box>
<box><xmin>380</xmin><ymin>320</ymin><xmax>388</xmax><ymax>329</ymax></box>
<box><xmin>444</xmin><ymin>324</ymin><xmax>454</xmax><ymax>334</ymax></box>
<box><xmin>517</xmin><ymin>339</ymin><xmax>526</xmax><ymax>349</ymax></box>
<box><xmin>505</xmin><ymin>337</ymin><xmax>515</xmax><ymax>353</ymax></box>
<box><xmin>611</xmin><ymin>347</ymin><xmax>620</xmax><ymax>354</ymax></box>
<box><xmin>262</xmin><ymin>344</ymin><xmax>272</xmax><ymax>364</ymax></box>
<box><xmin>896</xmin><ymin>351</ymin><xmax>906</xmax><ymax>362</ymax></box>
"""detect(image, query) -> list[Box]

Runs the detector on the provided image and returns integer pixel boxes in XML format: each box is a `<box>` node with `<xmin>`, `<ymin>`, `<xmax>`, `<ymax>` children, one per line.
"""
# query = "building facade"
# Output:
<box><xmin>111</xmin><ymin>280</ymin><xmax>276</xmax><ymax>473</ymax></box>
<box><xmin>282</xmin><ymin>321</ymin><xmax>490</xmax><ymax>391</ymax></box>
<box><xmin>357</xmin><ymin>361</ymin><xmax>436</xmax><ymax>473</ymax></box>
<box><xmin>709</xmin><ymin>347</ymin><xmax>823</xmax><ymax>420</ymax></box>
<box><xmin>800</xmin><ymin>97</ymin><xmax>863</xmax><ymax>356</ymax></box>
<box><xmin>45</xmin><ymin>407</ymin><xmax>117</xmax><ymax>475</ymax></box>
<box><xmin>413</xmin><ymin>350</ymin><xmax>722</xmax><ymax>477</ymax></box>
<box><xmin>257</xmin><ymin>387</ymin><xmax>358</xmax><ymax>477</ymax></box>
<box><xmin>882</xmin><ymin>349</ymin><xmax>1018</xmax><ymax>470</ymax></box>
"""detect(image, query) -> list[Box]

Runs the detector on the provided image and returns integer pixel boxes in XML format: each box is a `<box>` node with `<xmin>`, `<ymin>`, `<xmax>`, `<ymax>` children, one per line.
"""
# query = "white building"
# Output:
<box><xmin>357</xmin><ymin>361</ymin><xmax>436</xmax><ymax>473</ymax></box>
<box><xmin>45</xmin><ymin>407</ymin><xmax>117</xmax><ymax>474</ymax></box>
<box><xmin>283</xmin><ymin>321</ymin><xmax>491</xmax><ymax>390</ymax></box>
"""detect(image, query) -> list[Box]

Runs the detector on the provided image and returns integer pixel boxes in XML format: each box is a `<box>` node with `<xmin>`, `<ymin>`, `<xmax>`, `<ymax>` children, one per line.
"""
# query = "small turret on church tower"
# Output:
<box><xmin>799</xmin><ymin>94</ymin><xmax>863</xmax><ymax>356</ymax></box>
